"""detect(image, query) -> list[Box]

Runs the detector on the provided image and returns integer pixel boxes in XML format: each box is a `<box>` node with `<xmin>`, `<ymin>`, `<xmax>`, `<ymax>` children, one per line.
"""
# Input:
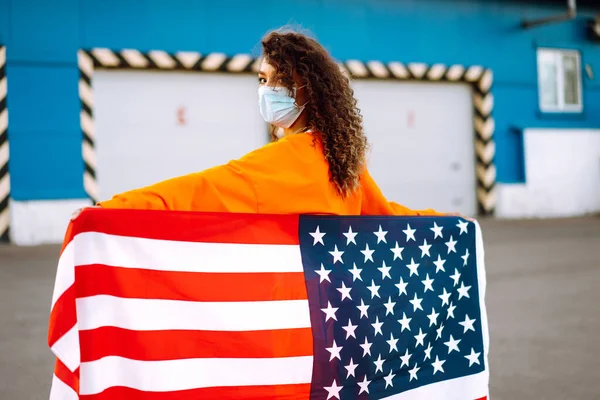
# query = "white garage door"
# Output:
<box><xmin>352</xmin><ymin>80</ymin><xmax>476</xmax><ymax>215</ymax></box>
<box><xmin>93</xmin><ymin>70</ymin><xmax>268</xmax><ymax>201</ymax></box>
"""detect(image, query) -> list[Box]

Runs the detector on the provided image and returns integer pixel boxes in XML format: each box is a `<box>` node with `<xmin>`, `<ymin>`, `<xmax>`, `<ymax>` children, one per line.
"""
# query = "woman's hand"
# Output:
<box><xmin>70</xmin><ymin>205</ymin><xmax>101</xmax><ymax>221</ymax></box>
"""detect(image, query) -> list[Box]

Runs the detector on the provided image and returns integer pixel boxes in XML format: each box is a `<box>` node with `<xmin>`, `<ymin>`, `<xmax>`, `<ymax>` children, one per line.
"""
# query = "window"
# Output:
<box><xmin>537</xmin><ymin>48</ymin><xmax>582</xmax><ymax>113</ymax></box>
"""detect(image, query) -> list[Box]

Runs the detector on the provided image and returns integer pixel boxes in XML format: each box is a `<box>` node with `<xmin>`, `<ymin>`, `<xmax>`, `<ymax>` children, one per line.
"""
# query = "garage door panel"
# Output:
<box><xmin>94</xmin><ymin>70</ymin><xmax>267</xmax><ymax>201</ymax></box>
<box><xmin>353</xmin><ymin>79</ymin><xmax>476</xmax><ymax>215</ymax></box>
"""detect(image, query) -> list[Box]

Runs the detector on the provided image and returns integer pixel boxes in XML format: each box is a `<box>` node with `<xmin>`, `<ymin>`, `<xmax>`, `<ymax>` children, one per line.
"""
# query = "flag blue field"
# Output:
<box><xmin>300</xmin><ymin>216</ymin><xmax>488</xmax><ymax>399</ymax></box>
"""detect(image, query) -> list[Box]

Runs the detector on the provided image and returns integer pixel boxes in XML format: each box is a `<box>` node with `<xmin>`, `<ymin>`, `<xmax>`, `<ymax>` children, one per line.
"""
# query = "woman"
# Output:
<box><xmin>75</xmin><ymin>29</ymin><xmax>446</xmax><ymax>217</ymax></box>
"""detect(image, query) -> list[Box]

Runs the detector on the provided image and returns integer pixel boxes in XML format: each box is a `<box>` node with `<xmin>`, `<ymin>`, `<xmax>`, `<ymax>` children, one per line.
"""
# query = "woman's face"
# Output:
<box><xmin>258</xmin><ymin>59</ymin><xmax>308</xmax><ymax>107</ymax></box>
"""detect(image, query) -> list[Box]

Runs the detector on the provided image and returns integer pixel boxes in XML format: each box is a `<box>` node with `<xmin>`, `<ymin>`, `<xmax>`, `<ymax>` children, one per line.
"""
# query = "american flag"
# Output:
<box><xmin>48</xmin><ymin>209</ymin><xmax>488</xmax><ymax>399</ymax></box>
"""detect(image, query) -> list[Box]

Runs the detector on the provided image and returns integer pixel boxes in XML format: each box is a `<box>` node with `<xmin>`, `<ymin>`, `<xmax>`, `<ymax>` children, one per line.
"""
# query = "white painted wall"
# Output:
<box><xmin>352</xmin><ymin>80</ymin><xmax>476</xmax><ymax>215</ymax></box>
<box><xmin>93</xmin><ymin>70</ymin><xmax>268</xmax><ymax>202</ymax></box>
<box><xmin>496</xmin><ymin>128</ymin><xmax>600</xmax><ymax>218</ymax></box>
<box><xmin>10</xmin><ymin>199</ymin><xmax>92</xmax><ymax>246</ymax></box>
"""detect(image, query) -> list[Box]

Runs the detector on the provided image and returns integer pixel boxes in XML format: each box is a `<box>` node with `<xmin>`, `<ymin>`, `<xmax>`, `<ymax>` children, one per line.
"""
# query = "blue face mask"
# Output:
<box><xmin>258</xmin><ymin>86</ymin><xmax>305</xmax><ymax>128</ymax></box>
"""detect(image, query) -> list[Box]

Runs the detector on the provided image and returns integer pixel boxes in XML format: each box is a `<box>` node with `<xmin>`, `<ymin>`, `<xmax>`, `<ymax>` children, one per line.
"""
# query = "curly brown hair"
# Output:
<box><xmin>261</xmin><ymin>29</ymin><xmax>368</xmax><ymax>197</ymax></box>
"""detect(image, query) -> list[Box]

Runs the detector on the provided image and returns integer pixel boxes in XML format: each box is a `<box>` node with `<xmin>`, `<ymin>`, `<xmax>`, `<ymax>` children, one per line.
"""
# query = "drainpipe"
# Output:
<box><xmin>521</xmin><ymin>0</ymin><xmax>577</xmax><ymax>29</ymax></box>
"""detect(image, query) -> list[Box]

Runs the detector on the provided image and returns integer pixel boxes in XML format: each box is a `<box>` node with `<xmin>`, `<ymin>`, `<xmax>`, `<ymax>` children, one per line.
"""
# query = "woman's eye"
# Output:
<box><xmin>258</xmin><ymin>77</ymin><xmax>267</xmax><ymax>84</ymax></box>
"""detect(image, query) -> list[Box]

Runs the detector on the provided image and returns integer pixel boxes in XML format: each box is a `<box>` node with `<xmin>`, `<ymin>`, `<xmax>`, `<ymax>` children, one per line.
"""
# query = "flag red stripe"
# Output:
<box><xmin>69</xmin><ymin>209</ymin><xmax>300</xmax><ymax>245</ymax></box>
<box><xmin>75</xmin><ymin>264</ymin><xmax>308</xmax><ymax>302</ymax></box>
<box><xmin>79</xmin><ymin>383</ymin><xmax>311</xmax><ymax>400</ymax></box>
<box><xmin>48</xmin><ymin>285</ymin><xmax>76</xmax><ymax>347</ymax></box>
<box><xmin>80</xmin><ymin>326</ymin><xmax>313</xmax><ymax>362</ymax></box>
<box><xmin>54</xmin><ymin>359</ymin><xmax>80</xmax><ymax>394</ymax></box>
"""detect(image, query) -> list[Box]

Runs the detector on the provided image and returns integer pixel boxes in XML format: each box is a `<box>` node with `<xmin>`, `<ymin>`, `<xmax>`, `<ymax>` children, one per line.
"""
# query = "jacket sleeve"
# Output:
<box><xmin>97</xmin><ymin>159</ymin><xmax>259</xmax><ymax>213</ymax></box>
<box><xmin>359</xmin><ymin>168</ymin><xmax>442</xmax><ymax>216</ymax></box>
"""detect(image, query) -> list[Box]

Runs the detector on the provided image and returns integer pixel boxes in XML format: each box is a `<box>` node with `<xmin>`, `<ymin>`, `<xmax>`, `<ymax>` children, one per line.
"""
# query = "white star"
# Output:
<box><xmin>324</xmin><ymin>379</ymin><xmax>343</xmax><ymax>400</ymax></box>
<box><xmin>361</xmin><ymin>243</ymin><xmax>375</xmax><ymax>263</ymax></box>
<box><xmin>431</xmin><ymin>222</ymin><xmax>444</xmax><ymax>239</ymax></box>
<box><xmin>374</xmin><ymin>225</ymin><xmax>388</xmax><ymax>243</ymax></box>
<box><xmin>400</xmin><ymin>348</ymin><xmax>412</xmax><ymax>368</ymax></box>
<box><xmin>406</xmin><ymin>257</ymin><xmax>420</xmax><ymax>277</ymax></box>
<box><xmin>450</xmin><ymin>268</ymin><xmax>461</xmax><ymax>286</ymax></box>
<box><xmin>398</xmin><ymin>312</ymin><xmax>412</xmax><ymax>332</ymax></box>
<box><xmin>336</xmin><ymin>281</ymin><xmax>352</xmax><ymax>301</ymax></box>
<box><xmin>342</xmin><ymin>319</ymin><xmax>358</xmax><ymax>339</ymax></box>
<box><xmin>457</xmin><ymin>282</ymin><xmax>472</xmax><ymax>300</ymax></box>
<box><xmin>436</xmin><ymin>323</ymin><xmax>445</xmax><ymax>339</ymax></box>
<box><xmin>329</xmin><ymin>245</ymin><xmax>344</xmax><ymax>264</ymax></box>
<box><xmin>367</xmin><ymin>280</ymin><xmax>381</xmax><ymax>299</ymax></box>
<box><xmin>414</xmin><ymin>328</ymin><xmax>427</xmax><ymax>347</ymax></box>
<box><xmin>445</xmin><ymin>235</ymin><xmax>457</xmax><ymax>254</ymax></box>
<box><xmin>433</xmin><ymin>254</ymin><xmax>446</xmax><ymax>273</ymax></box>
<box><xmin>403</xmin><ymin>223</ymin><xmax>417</xmax><ymax>242</ymax></box>
<box><xmin>309</xmin><ymin>226</ymin><xmax>326</xmax><ymax>245</ymax></box>
<box><xmin>371</xmin><ymin>316</ymin><xmax>384</xmax><ymax>336</ymax></box>
<box><xmin>447</xmin><ymin>302</ymin><xmax>457</xmax><ymax>319</ymax></box>
<box><xmin>378</xmin><ymin>260</ymin><xmax>392</xmax><ymax>280</ymax></box>
<box><xmin>373</xmin><ymin>354</ymin><xmax>385</xmax><ymax>373</ymax></box>
<box><xmin>438</xmin><ymin>288</ymin><xmax>451</xmax><ymax>306</ymax></box>
<box><xmin>419</xmin><ymin>238</ymin><xmax>432</xmax><ymax>257</ymax></box>
<box><xmin>384</xmin><ymin>369</ymin><xmax>396</xmax><ymax>388</ymax></box>
<box><xmin>427</xmin><ymin>307</ymin><xmax>440</xmax><ymax>327</ymax></box>
<box><xmin>409</xmin><ymin>363</ymin><xmax>420</xmax><ymax>381</ymax></box>
<box><xmin>384</xmin><ymin>296</ymin><xmax>396</xmax><ymax>316</ymax></box>
<box><xmin>423</xmin><ymin>342</ymin><xmax>433</xmax><ymax>360</ymax></box>
<box><xmin>465</xmin><ymin>348</ymin><xmax>481</xmax><ymax>367</ymax></box>
<box><xmin>343</xmin><ymin>226</ymin><xmax>358</xmax><ymax>245</ymax></box>
<box><xmin>457</xmin><ymin>220</ymin><xmax>469</xmax><ymax>235</ymax></box>
<box><xmin>356</xmin><ymin>299</ymin><xmax>369</xmax><ymax>319</ymax></box>
<box><xmin>345</xmin><ymin>358</ymin><xmax>358</xmax><ymax>378</ymax></box>
<box><xmin>410</xmin><ymin>293</ymin><xmax>423</xmax><ymax>312</ymax></box>
<box><xmin>325</xmin><ymin>340</ymin><xmax>343</xmax><ymax>361</ymax></box>
<box><xmin>315</xmin><ymin>264</ymin><xmax>331</xmax><ymax>283</ymax></box>
<box><xmin>395</xmin><ymin>277</ymin><xmax>409</xmax><ymax>296</ymax></box>
<box><xmin>348</xmin><ymin>263</ymin><xmax>363</xmax><ymax>282</ymax></box>
<box><xmin>357</xmin><ymin>375</ymin><xmax>371</xmax><ymax>395</ymax></box>
<box><xmin>422</xmin><ymin>273</ymin><xmax>434</xmax><ymax>293</ymax></box>
<box><xmin>444</xmin><ymin>335</ymin><xmax>461</xmax><ymax>354</ymax></box>
<box><xmin>321</xmin><ymin>301</ymin><xmax>338</xmax><ymax>322</ymax></box>
<box><xmin>459</xmin><ymin>314</ymin><xmax>477</xmax><ymax>333</ymax></box>
<box><xmin>390</xmin><ymin>241</ymin><xmax>404</xmax><ymax>260</ymax></box>
<box><xmin>386</xmin><ymin>332</ymin><xmax>399</xmax><ymax>353</ymax></box>
<box><xmin>360</xmin><ymin>337</ymin><xmax>373</xmax><ymax>357</ymax></box>
<box><xmin>432</xmin><ymin>355</ymin><xmax>446</xmax><ymax>374</ymax></box>
<box><xmin>462</xmin><ymin>248</ymin><xmax>470</xmax><ymax>266</ymax></box>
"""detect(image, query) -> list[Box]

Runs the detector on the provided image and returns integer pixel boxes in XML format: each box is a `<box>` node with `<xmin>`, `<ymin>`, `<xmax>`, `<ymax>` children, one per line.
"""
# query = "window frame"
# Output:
<box><xmin>536</xmin><ymin>47</ymin><xmax>583</xmax><ymax>114</ymax></box>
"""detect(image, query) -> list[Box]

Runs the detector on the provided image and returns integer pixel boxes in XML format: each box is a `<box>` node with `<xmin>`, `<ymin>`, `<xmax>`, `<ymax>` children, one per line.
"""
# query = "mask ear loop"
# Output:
<box><xmin>293</xmin><ymin>84</ymin><xmax>308</xmax><ymax>107</ymax></box>
<box><xmin>288</xmin><ymin>84</ymin><xmax>310</xmax><ymax>134</ymax></box>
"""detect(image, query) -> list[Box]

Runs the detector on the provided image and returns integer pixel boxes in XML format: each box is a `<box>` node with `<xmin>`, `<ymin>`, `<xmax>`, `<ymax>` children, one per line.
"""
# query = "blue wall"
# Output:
<box><xmin>1</xmin><ymin>0</ymin><xmax>599</xmax><ymax>200</ymax></box>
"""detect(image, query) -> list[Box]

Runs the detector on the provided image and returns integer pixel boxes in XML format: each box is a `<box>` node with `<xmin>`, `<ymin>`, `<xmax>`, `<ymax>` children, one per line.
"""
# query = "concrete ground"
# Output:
<box><xmin>0</xmin><ymin>217</ymin><xmax>599</xmax><ymax>399</ymax></box>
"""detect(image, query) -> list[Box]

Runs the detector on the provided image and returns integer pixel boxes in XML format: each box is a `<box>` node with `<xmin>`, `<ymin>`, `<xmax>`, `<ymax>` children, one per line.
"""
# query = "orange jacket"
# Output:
<box><xmin>98</xmin><ymin>132</ymin><xmax>440</xmax><ymax>216</ymax></box>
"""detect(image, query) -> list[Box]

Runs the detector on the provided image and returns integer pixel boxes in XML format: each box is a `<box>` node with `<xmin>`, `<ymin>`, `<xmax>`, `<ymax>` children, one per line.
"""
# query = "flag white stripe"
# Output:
<box><xmin>71</xmin><ymin>231</ymin><xmax>303</xmax><ymax>273</ymax></box>
<box><xmin>474</xmin><ymin>220</ymin><xmax>491</xmax><ymax>372</ymax></box>
<box><xmin>80</xmin><ymin>355</ymin><xmax>314</xmax><ymax>395</ymax></box>
<box><xmin>51</xmin><ymin>241</ymin><xmax>75</xmax><ymax>308</ymax></box>
<box><xmin>77</xmin><ymin>295</ymin><xmax>311</xmax><ymax>332</ymax></box>
<box><xmin>50</xmin><ymin>325</ymin><xmax>80</xmax><ymax>372</ymax></box>
<box><xmin>382</xmin><ymin>370</ymin><xmax>488</xmax><ymax>400</ymax></box>
<box><xmin>49</xmin><ymin>374</ymin><xmax>79</xmax><ymax>400</ymax></box>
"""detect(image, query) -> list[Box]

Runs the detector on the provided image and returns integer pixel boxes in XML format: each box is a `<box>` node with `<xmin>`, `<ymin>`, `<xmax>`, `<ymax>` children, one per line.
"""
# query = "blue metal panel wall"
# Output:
<box><xmin>2</xmin><ymin>0</ymin><xmax>599</xmax><ymax>199</ymax></box>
